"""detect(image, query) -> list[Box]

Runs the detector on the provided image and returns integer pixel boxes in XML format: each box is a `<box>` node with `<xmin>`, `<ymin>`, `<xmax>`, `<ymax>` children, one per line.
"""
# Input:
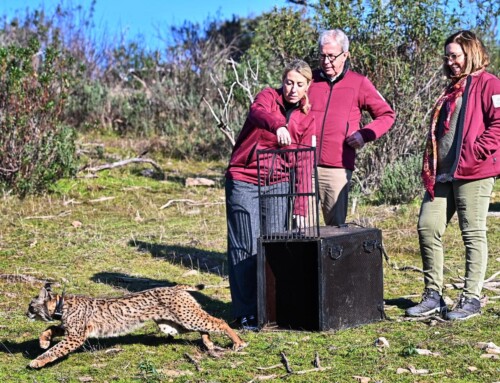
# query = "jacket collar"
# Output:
<box><xmin>319</xmin><ymin>58</ymin><xmax>350</xmax><ymax>85</ymax></box>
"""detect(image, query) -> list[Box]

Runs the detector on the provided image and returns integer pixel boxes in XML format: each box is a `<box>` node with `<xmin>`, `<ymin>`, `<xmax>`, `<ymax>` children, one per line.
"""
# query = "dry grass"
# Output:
<box><xmin>0</xmin><ymin>143</ymin><xmax>499</xmax><ymax>382</ymax></box>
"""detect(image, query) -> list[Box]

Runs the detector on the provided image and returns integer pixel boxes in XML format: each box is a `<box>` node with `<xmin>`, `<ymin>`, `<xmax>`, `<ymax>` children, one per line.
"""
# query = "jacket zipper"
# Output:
<box><xmin>319</xmin><ymin>82</ymin><xmax>335</xmax><ymax>163</ymax></box>
<box><xmin>451</xmin><ymin>76</ymin><xmax>472</xmax><ymax>177</ymax></box>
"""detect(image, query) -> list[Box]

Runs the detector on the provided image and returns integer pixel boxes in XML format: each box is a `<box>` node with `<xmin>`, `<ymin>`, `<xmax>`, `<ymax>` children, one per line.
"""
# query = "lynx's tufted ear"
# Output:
<box><xmin>40</xmin><ymin>283</ymin><xmax>54</xmax><ymax>300</ymax></box>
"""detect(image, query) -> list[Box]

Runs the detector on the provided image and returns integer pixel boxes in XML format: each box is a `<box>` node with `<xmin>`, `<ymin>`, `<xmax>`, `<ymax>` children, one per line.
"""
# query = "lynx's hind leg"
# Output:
<box><xmin>218</xmin><ymin>322</ymin><xmax>247</xmax><ymax>351</ymax></box>
<box><xmin>178</xmin><ymin>307</ymin><xmax>247</xmax><ymax>351</ymax></box>
<box><xmin>200</xmin><ymin>332</ymin><xmax>225</xmax><ymax>356</ymax></box>
<box><xmin>164</xmin><ymin>290</ymin><xmax>247</xmax><ymax>351</ymax></box>
<box><xmin>155</xmin><ymin>320</ymin><xmax>185</xmax><ymax>337</ymax></box>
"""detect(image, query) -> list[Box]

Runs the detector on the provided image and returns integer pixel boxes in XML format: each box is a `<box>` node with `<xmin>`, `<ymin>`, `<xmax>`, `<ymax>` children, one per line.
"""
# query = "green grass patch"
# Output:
<box><xmin>1</xmin><ymin>146</ymin><xmax>499</xmax><ymax>382</ymax></box>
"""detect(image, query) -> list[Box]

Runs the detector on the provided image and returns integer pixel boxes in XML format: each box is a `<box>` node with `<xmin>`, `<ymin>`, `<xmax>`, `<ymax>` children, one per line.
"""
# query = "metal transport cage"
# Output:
<box><xmin>257</xmin><ymin>225</ymin><xmax>385</xmax><ymax>331</ymax></box>
<box><xmin>256</xmin><ymin>145</ymin><xmax>320</xmax><ymax>241</ymax></box>
<box><xmin>256</xmin><ymin>145</ymin><xmax>384</xmax><ymax>331</ymax></box>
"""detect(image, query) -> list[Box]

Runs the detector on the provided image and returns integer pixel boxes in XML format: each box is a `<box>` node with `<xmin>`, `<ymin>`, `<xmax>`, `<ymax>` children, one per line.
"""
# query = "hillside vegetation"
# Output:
<box><xmin>0</xmin><ymin>0</ymin><xmax>499</xmax><ymax>199</ymax></box>
<box><xmin>0</xmin><ymin>1</ymin><xmax>500</xmax><ymax>381</ymax></box>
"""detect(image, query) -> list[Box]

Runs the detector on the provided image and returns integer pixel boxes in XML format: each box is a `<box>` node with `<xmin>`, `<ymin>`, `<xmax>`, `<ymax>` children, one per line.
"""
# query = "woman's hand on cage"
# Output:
<box><xmin>276</xmin><ymin>126</ymin><xmax>291</xmax><ymax>146</ymax></box>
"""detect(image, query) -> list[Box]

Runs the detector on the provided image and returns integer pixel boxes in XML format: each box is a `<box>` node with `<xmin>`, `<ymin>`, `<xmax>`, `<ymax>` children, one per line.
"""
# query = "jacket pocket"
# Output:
<box><xmin>244</xmin><ymin>142</ymin><xmax>258</xmax><ymax>167</ymax></box>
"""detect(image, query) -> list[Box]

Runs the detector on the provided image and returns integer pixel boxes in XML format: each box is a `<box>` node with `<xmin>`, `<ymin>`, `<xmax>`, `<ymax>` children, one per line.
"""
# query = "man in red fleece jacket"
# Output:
<box><xmin>308</xmin><ymin>29</ymin><xmax>396</xmax><ymax>226</ymax></box>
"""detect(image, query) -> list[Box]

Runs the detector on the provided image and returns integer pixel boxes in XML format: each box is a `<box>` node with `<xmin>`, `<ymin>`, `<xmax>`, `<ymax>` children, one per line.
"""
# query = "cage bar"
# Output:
<box><xmin>257</xmin><ymin>145</ymin><xmax>320</xmax><ymax>241</ymax></box>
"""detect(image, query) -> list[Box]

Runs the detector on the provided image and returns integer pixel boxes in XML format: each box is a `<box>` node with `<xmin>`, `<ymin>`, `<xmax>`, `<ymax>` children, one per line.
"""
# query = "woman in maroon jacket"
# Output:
<box><xmin>406</xmin><ymin>31</ymin><xmax>500</xmax><ymax>321</ymax></box>
<box><xmin>225</xmin><ymin>59</ymin><xmax>315</xmax><ymax>331</ymax></box>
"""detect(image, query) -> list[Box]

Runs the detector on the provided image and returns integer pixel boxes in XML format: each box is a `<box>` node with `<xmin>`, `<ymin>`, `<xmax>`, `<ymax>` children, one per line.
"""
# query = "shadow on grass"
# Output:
<box><xmin>91</xmin><ymin>271</ymin><xmax>176</xmax><ymax>291</ymax></box>
<box><xmin>489</xmin><ymin>201</ymin><xmax>500</xmax><ymax>212</ymax></box>
<box><xmin>0</xmin><ymin>333</ymin><xmax>205</xmax><ymax>364</ymax></box>
<box><xmin>384</xmin><ymin>297</ymin><xmax>416</xmax><ymax>310</ymax></box>
<box><xmin>90</xmin><ymin>272</ymin><xmax>233</xmax><ymax>323</ymax></box>
<box><xmin>127</xmin><ymin>240</ymin><xmax>227</xmax><ymax>277</ymax></box>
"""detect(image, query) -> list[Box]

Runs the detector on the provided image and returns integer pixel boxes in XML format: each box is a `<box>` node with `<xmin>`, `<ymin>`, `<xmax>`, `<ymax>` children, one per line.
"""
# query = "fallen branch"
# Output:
<box><xmin>0</xmin><ymin>274</ymin><xmax>59</xmax><ymax>286</ymax></box>
<box><xmin>294</xmin><ymin>367</ymin><xmax>332</xmax><ymax>375</ymax></box>
<box><xmin>280</xmin><ymin>352</ymin><xmax>293</xmax><ymax>373</ymax></box>
<box><xmin>247</xmin><ymin>374</ymin><xmax>279</xmax><ymax>382</ymax></box>
<box><xmin>88</xmin><ymin>196</ymin><xmax>115</xmax><ymax>203</ymax></box>
<box><xmin>0</xmin><ymin>166</ymin><xmax>19</xmax><ymax>174</ymax></box>
<box><xmin>82</xmin><ymin>158</ymin><xmax>164</xmax><ymax>175</ymax></box>
<box><xmin>252</xmin><ymin>352</ymin><xmax>331</xmax><ymax>382</ymax></box>
<box><xmin>313</xmin><ymin>352</ymin><xmax>321</xmax><ymax>368</ymax></box>
<box><xmin>485</xmin><ymin>271</ymin><xmax>500</xmax><ymax>283</ymax></box>
<box><xmin>184</xmin><ymin>353</ymin><xmax>202</xmax><ymax>372</ymax></box>
<box><xmin>256</xmin><ymin>364</ymin><xmax>283</xmax><ymax>371</ymax></box>
<box><xmin>160</xmin><ymin>199</ymin><xmax>224</xmax><ymax>209</ymax></box>
<box><xmin>394</xmin><ymin>265</ymin><xmax>424</xmax><ymax>273</ymax></box>
<box><xmin>445</xmin><ymin>280</ymin><xmax>499</xmax><ymax>291</ymax></box>
<box><xmin>24</xmin><ymin>211</ymin><xmax>71</xmax><ymax>220</ymax></box>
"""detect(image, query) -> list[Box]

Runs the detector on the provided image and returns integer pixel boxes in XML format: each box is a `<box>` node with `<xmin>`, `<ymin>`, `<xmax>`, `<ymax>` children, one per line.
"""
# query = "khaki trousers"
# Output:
<box><xmin>317</xmin><ymin>167</ymin><xmax>352</xmax><ymax>226</ymax></box>
<box><xmin>417</xmin><ymin>177</ymin><xmax>494</xmax><ymax>299</ymax></box>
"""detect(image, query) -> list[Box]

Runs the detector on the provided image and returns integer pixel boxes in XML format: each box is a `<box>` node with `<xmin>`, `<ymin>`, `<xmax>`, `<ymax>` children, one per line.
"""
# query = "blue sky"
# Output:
<box><xmin>0</xmin><ymin>0</ymin><xmax>292</xmax><ymax>49</ymax></box>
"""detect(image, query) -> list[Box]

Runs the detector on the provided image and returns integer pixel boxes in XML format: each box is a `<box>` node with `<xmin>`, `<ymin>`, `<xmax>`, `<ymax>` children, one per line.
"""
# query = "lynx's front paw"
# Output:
<box><xmin>39</xmin><ymin>337</ymin><xmax>51</xmax><ymax>349</ymax></box>
<box><xmin>28</xmin><ymin>358</ymin><xmax>46</xmax><ymax>369</ymax></box>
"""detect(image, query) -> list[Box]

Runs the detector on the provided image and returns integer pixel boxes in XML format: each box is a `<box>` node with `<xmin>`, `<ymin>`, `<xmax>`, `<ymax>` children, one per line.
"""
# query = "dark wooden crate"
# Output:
<box><xmin>257</xmin><ymin>225</ymin><xmax>384</xmax><ymax>331</ymax></box>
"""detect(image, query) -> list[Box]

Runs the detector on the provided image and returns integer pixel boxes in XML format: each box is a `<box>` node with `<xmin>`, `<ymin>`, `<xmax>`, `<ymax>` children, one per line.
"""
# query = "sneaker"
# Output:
<box><xmin>446</xmin><ymin>295</ymin><xmax>481</xmax><ymax>321</ymax></box>
<box><xmin>405</xmin><ymin>288</ymin><xmax>447</xmax><ymax>317</ymax></box>
<box><xmin>240</xmin><ymin>315</ymin><xmax>259</xmax><ymax>332</ymax></box>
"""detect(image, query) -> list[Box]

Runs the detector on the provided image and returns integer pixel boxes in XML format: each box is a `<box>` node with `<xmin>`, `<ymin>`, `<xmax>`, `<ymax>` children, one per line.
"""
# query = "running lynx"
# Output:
<box><xmin>26</xmin><ymin>283</ymin><xmax>246</xmax><ymax>368</ymax></box>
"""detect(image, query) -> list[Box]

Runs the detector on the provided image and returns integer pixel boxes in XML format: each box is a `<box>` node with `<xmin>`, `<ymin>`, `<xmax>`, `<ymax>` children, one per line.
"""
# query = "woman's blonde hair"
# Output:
<box><xmin>443</xmin><ymin>30</ymin><xmax>490</xmax><ymax>79</ymax></box>
<box><xmin>282</xmin><ymin>59</ymin><xmax>313</xmax><ymax>114</ymax></box>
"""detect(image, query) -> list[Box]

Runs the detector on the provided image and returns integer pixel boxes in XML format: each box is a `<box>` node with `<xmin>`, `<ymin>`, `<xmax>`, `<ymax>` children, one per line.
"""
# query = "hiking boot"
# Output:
<box><xmin>240</xmin><ymin>315</ymin><xmax>259</xmax><ymax>332</ymax></box>
<box><xmin>446</xmin><ymin>295</ymin><xmax>481</xmax><ymax>321</ymax></box>
<box><xmin>405</xmin><ymin>288</ymin><xmax>447</xmax><ymax>317</ymax></box>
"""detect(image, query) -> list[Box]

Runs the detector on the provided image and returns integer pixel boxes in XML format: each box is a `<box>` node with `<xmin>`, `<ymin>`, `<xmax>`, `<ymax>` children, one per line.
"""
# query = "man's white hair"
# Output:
<box><xmin>318</xmin><ymin>29</ymin><xmax>349</xmax><ymax>52</ymax></box>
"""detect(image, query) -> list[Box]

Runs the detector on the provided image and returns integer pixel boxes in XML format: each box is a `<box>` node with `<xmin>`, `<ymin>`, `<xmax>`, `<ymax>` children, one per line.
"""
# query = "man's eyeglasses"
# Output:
<box><xmin>319</xmin><ymin>51</ymin><xmax>344</xmax><ymax>62</ymax></box>
<box><xmin>442</xmin><ymin>53</ymin><xmax>464</xmax><ymax>62</ymax></box>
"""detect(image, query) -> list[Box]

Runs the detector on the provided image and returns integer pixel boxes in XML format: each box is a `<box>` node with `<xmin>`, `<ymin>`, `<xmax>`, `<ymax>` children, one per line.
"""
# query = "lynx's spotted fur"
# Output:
<box><xmin>26</xmin><ymin>283</ymin><xmax>246</xmax><ymax>368</ymax></box>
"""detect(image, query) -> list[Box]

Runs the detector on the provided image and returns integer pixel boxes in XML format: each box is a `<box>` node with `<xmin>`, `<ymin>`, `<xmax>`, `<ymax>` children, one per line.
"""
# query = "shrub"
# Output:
<box><xmin>0</xmin><ymin>38</ymin><xmax>77</xmax><ymax>197</ymax></box>
<box><xmin>375</xmin><ymin>154</ymin><xmax>423</xmax><ymax>205</ymax></box>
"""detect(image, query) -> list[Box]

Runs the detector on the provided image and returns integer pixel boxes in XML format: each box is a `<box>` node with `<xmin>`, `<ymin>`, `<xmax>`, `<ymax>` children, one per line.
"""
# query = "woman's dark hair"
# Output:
<box><xmin>443</xmin><ymin>30</ymin><xmax>489</xmax><ymax>79</ymax></box>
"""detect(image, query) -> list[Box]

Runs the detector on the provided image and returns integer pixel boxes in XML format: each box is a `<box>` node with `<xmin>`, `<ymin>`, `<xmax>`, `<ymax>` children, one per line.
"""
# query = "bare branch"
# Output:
<box><xmin>82</xmin><ymin>158</ymin><xmax>164</xmax><ymax>176</ymax></box>
<box><xmin>227</xmin><ymin>57</ymin><xmax>256</xmax><ymax>104</ymax></box>
<box><xmin>485</xmin><ymin>271</ymin><xmax>500</xmax><ymax>283</ymax></box>
<box><xmin>203</xmin><ymin>97</ymin><xmax>235</xmax><ymax>146</ymax></box>
<box><xmin>0</xmin><ymin>274</ymin><xmax>60</xmax><ymax>286</ymax></box>
<box><xmin>280</xmin><ymin>351</ymin><xmax>293</xmax><ymax>373</ymax></box>
<box><xmin>159</xmin><ymin>199</ymin><xmax>224</xmax><ymax>210</ymax></box>
<box><xmin>313</xmin><ymin>352</ymin><xmax>321</xmax><ymax>368</ymax></box>
<box><xmin>24</xmin><ymin>211</ymin><xmax>72</xmax><ymax>220</ymax></box>
<box><xmin>184</xmin><ymin>353</ymin><xmax>202</xmax><ymax>372</ymax></box>
<box><xmin>257</xmin><ymin>364</ymin><xmax>283</xmax><ymax>371</ymax></box>
<box><xmin>295</xmin><ymin>366</ymin><xmax>332</xmax><ymax>375</ymax></box>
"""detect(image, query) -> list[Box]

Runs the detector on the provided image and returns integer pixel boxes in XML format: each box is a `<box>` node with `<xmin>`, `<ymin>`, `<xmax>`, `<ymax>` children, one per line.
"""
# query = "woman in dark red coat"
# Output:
<box><xmin>225</xmin><ymin>59</ymin><xmax>315</xmax><ymax>330</ymax></box>
<box><xmin>406</xmin><ymin>31</ymin><xmax>500</xmax><ymax>321</ymax></box>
